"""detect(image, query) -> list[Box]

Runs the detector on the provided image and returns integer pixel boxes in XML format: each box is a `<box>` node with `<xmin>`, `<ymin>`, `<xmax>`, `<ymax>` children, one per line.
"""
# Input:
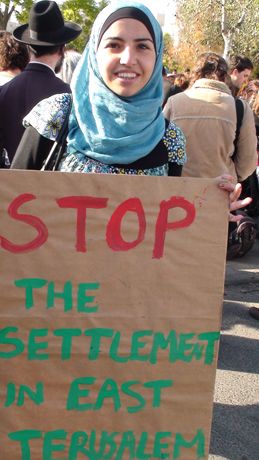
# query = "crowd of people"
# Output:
<box><xmin>0</xmin><ymin>0</ymin><xmax>258</xmax><ymax>319</ymax></box>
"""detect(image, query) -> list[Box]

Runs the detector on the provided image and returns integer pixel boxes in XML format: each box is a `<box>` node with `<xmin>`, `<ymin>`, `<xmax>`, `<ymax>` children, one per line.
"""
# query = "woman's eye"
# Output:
<box><xmin>106</xmin><ymin>42</ymin><xmax>120</xmax><ymax>49</ymax></box>
<box><xmin>138</xmin><ymin>43</ymin><xmax>150</xmax><ymax>50</ymax></box>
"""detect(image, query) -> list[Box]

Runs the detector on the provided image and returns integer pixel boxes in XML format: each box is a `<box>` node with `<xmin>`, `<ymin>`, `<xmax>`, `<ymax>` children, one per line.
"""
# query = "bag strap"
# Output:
<box><xmin>41</xmin><ymin>96</ymin><xmax>72</xmax><ymax>171</ymax></box>
<box><xmin>232</xmin><ymin>98</ymin><xmax>244</xmax><ymax>160</ymax></box>
<box><xmin>0</xmin><ymin>127</ymin><xmax>10</xmax><ymax>168</ymax></box>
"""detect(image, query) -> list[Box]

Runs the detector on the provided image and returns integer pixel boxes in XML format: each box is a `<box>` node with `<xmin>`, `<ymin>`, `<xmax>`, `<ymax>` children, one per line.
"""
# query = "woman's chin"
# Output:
<box><xmin>109</xmin><ymin>80</ymin><xmax>142</xmax><ymax>98</ymax></box>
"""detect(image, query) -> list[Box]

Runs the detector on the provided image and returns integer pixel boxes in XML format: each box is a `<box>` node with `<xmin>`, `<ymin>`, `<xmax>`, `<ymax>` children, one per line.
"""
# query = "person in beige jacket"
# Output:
<box><xmin>163</xmin><ymin>52</ymin><xmax>257</xmax><ymax>182</ymax></box>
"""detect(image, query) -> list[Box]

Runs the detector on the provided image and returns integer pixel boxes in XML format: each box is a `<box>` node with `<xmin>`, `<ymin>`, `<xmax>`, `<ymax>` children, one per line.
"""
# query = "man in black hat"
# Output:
<box><xmin>0</xmin><ymin>0</ymin><xmax>81</xmax><ymax>164</ymax></box>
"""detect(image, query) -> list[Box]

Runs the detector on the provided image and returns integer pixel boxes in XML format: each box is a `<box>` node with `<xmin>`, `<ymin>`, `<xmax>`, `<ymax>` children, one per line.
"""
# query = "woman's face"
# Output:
<box><xmin>96</xmin><ymin>18</ymin><xmax>156</xmax><ymax>97</ymax></box>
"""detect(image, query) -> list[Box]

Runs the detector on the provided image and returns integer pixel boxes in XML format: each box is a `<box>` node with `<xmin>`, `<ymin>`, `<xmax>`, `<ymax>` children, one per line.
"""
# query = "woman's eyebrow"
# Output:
<box><xmin>103</xmin><ymin>36</ymin><xmax>124</xmax><ymax>41</ymax></box>
<box><xmin>103</xmin><ymin>36</ymin><xmax>153</xmax><ymax>43</ymax></box>
<box><xmin>135</xmin><ymin>38</ymin><xmax>154</xmax><ymax>43</ymax></box>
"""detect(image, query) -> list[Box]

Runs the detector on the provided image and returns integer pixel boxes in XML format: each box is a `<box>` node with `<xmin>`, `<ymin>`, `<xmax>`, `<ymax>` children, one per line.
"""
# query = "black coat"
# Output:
<box><xmin>0</xmin><ymin>63</ymin><xmax>70</xmax><ymax>162</ymax></box>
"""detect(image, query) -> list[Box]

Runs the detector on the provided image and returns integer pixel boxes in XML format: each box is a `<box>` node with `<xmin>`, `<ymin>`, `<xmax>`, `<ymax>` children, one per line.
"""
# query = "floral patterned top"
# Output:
<box><xmin>24</xmin><ymin>93</ymin><xmax>187</xmax><ymax>175</ymax></box>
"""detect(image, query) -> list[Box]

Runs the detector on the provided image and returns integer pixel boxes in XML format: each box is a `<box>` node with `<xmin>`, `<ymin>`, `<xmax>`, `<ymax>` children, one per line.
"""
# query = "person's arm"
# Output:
<box><xmin>168</xmin><ymin>163</ymin><xmax>182</xmax><ymax>176</ymax></box>
<box><xmin>11</xmin><ymin>126</ymin><xmax>54</xmax><ymax>170</ymax></box>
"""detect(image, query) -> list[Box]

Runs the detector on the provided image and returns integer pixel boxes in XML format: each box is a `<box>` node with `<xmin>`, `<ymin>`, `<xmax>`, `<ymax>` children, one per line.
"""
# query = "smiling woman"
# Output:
<box><xmin>96</xmin><ymin>18</ymin><xmax>156</xmax><ymax>97</ymax></box>
<box><xmin>11</xmin><ymin>1</ymin><xmax>186</xmax><ymax>176</ymax></box>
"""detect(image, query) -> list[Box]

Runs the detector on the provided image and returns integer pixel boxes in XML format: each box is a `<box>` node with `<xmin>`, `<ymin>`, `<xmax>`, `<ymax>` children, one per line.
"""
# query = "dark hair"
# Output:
<box><xmin>28</xmin><ymin>44</ymin><xmax>63</xmax><ymax>57</ymax></box>
<box><xmin>0</xmin><ymin>32</ymin><xmax>29</xmax><ymax>71</ymax></box>
<box><xmin>174</xmin><ymin>73</ymin><xmax>189</xmax><ymax>89</ymax></box>
<box><xmin>191</xmin><ymin>52</ymin><xmax>228</xmax><ymax>83</ymax></box>
<box><xmin>229</xmin><ymin>55</ymin><xmax>253</xmax><ymax>73</ymax></box>
<box><xmin>162</xmin><ymin>66</ymin><xmax>167</xmax><ymax>76</ymax></box>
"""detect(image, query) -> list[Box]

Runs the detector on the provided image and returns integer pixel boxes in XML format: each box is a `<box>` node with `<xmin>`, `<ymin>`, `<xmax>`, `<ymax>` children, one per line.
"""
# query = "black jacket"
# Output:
<box><xmin>0</xmin><ymin>63</ymin><xmax>70</xmax><ymax>162</ymax></box>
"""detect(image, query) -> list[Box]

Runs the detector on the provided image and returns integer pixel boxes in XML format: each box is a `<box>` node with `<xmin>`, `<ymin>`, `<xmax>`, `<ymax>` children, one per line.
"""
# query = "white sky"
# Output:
<box><xmin>55</xmin><ymin>0</ymin><xmax>168</xmax><ymax>17</ymax></box>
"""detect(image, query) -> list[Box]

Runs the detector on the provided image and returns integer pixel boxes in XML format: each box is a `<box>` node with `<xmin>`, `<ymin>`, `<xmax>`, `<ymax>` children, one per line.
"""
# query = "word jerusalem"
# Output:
<box><xmin>9</xmin><ymin>428</ymin><xmax>205</xmax><ymax>460</ymax></box>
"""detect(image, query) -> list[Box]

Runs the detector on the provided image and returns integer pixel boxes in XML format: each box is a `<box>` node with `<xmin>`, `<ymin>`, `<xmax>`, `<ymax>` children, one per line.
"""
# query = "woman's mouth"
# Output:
<box><xmin>116</xmin><ymin>72</ymin><xmax>138</xmax><ymax>80</ymax></box>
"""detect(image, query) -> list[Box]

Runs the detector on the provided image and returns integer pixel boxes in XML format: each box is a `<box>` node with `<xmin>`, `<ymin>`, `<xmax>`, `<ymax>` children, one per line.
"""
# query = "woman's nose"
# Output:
<box><xmin>120</xmin><ymin>46</ymin><xmax>136</xmax><ymax>65</ymax></box>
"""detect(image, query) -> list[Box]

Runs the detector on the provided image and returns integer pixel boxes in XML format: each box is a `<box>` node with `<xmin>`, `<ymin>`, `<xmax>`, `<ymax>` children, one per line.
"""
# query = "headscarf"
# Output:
<box><xmin>67</xmin><ymin>0</ymin><xmax>165</xmax><ymax>165</ymax></box>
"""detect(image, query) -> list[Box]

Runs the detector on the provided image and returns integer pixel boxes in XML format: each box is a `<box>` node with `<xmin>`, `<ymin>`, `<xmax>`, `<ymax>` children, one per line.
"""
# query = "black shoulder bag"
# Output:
<box><xmin>232</xmin><ymin>97</ymin><xmax>244</xmax><ymax>161</ymax></box>
<box><xmin>41</xmin><ymin>98</ymin><xmax>72</xmax><ymax>171</ymax></box>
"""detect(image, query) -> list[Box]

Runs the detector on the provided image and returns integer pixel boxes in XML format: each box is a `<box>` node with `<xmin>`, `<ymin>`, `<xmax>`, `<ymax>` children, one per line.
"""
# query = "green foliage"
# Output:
<box><xmin>61</xmin><ymin>0</ymin><xmax>107</xmax><ymax>52</ymax></box>
<box><xmin>15</xmin><ymin>0</ymin><xmax>33</xmax><ymax>24</ymax></box>
<box><xmin>163</xmin><ymin>33</ymin><xmax>178</xmax><ymax>72</ymax></box>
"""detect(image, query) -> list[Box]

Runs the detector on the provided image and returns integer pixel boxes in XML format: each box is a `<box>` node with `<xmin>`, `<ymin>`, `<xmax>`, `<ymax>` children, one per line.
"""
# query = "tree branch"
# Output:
<box><xmin>230</xmin><ymin>10</ymin><xmax>246</xmax><ymax>33</ymax></box>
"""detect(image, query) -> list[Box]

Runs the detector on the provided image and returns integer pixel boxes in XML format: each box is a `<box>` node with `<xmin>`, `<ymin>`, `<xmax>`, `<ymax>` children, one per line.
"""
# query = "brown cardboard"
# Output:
<box><xmin>0</xmin><ymin>171</ymin><xmax>229</xmax><ymax>459</ymax></box>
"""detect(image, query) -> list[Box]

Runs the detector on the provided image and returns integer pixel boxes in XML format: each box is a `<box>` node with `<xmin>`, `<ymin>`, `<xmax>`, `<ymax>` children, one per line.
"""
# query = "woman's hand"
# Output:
<box><xmin>217</xmin><ymin>174</ymin><xmax>252</xmax><ymax>222</ymax></box>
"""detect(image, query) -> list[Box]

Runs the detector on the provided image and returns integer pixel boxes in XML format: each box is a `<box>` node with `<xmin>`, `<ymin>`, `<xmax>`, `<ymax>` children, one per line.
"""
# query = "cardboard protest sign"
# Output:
<box><xmin>0</xmin><ymin>170</ymin><xmax>229</xmax><ymax>460</ymax></box>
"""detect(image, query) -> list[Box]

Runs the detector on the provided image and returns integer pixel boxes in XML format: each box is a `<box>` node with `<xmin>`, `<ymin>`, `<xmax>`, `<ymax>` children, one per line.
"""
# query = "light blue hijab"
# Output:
<box><xmin>67</xmin><ymin>0</ymin><xmax>165</xmax><ymax>165</ymax></box>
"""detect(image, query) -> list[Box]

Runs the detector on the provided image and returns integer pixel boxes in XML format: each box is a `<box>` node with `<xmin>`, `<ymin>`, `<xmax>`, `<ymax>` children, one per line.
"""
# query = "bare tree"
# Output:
<box><xmin>221</xmin><ymin>0</ymin><xmax>246</xmax><ymax>59</ymax></box>
<box><xmin>175</xmin><ymin>0</ymin><xmax>258</xmax><ymax>65</ymax></box>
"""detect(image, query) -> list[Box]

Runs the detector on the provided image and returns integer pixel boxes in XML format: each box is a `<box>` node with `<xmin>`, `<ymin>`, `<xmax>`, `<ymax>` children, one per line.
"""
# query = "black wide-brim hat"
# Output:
<box><xmin>13</xmin><ymin>0</ymin><xmax>82</xmax><ymax>46</ymax></box>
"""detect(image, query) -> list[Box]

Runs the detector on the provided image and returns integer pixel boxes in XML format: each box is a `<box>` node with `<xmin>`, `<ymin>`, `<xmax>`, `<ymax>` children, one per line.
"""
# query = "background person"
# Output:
<box><xmin>162</xmin><ymin>65</ymin><xmax>172</xmax><ymax>108</ymax></box>
<box><xmin>0</xmin><ymin>31</ymin><xmax>29</xmax><ymax>85</ymax></box>
<box><xmin>169</xmin><ymin>72</ymin><xmax>190</xmax><ymax>96</ymax></box>
<box><xmin>163</xmin><ymin>52</ymin><xmax>257</xmax><ymax>182</ymax></box>
<box><xmin>163</xmin><ymin>52</ymin><xmax>257</xmax><ymax>260</ymax></box>
<box><xmin>57</xmin><ymin>48</ymin><xmax>81</xmax><ymax>84</ymax></box>
<box><xmin>0</xmin><ymin>0</ymin><xmax>81</xmax><ymax>164</ymax></box>
<box><xmin>229</xmin><ymin>55</ymin><xmax>254</xmax><ymax>97</ymax></box>
<box><xmin>248</xmin><ymin>93</ymin><xmax>259</xmax><ymax>321</ymax></box>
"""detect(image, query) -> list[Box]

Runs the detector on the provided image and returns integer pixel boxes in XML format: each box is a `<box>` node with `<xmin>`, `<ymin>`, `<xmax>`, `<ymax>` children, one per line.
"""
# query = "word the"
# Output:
<box><xmin>15</xmin><ymin>278</ymin><xmax>100</xmax><ymax>312</ymax></box>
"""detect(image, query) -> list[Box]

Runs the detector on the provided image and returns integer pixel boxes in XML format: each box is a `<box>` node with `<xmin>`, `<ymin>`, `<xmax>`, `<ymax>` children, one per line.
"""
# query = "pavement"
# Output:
<box><xmin>209</xmin><ymin>239</ymin><xmax>259</xmax><ymax>460</ymax></box>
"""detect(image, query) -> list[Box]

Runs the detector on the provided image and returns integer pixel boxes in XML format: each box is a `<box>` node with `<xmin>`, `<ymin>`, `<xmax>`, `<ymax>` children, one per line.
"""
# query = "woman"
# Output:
<box><xmin>0</xmin><ymin>31</ymin><xmax>29</xmax><ymax>86</ymax></box>
<box><xmin>11</xmin><ymin>2</ymin><xmax>249</xmax><ymax>219</ymax></box>
<box><xmin>11</xmin><ymin>1</ymin><xmax>186</xmax><ymax>177</ymax></box>
<box><xmin>163</xmin><ymin>52</ymin><xmax>257</xmax><ymax>182</ymax></box>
